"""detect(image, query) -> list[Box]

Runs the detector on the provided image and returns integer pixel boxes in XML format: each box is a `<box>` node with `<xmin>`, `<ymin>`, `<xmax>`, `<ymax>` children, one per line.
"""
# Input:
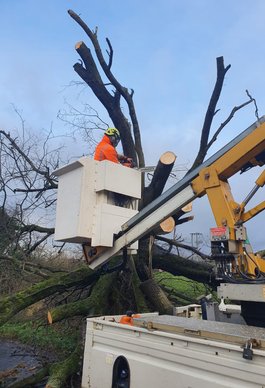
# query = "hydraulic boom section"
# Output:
<box><xmin>89</xmin><ymin>117</ymin><xmax>265</xmax><ymax>285</ymax></box>
<box><xmin>192</xmin><ymin>144</ymin><xmax>265</xmax><ymax>283</ymax></box>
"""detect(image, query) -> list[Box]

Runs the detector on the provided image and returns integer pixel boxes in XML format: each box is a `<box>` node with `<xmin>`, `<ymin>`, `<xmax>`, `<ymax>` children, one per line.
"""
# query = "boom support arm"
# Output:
<box><xmin>89</xmin><ymin>117</ymin><xmax>265</xmax><ymax>275</ymax></box>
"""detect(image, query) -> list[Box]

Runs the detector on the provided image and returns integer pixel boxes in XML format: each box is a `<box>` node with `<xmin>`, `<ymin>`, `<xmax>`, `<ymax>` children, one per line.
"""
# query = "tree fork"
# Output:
<box><xmin>69</xmin><ymin>9</ymin><xmax>145</xmax><ymax>167</ymax></box>
<box><xmin>47</xmin><ymin>272</ymin><xmax>118</xmax><ymax>324</ymax></box>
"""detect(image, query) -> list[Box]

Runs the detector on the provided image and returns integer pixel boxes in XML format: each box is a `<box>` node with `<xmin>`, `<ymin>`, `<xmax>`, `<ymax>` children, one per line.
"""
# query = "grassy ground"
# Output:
<box><xmin>0</xmin><ymin>320</ymin><xmax>80</xmax><ymax>359</ymax></box>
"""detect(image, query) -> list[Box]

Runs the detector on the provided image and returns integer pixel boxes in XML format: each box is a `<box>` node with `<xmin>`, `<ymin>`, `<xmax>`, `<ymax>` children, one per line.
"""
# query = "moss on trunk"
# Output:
<box><xmin>0</xmin><ymin>266</ymin><xmax>100</xmax><ymax>325</ymax></box>
<box><xmin>48</xmin><ymin>271</ymin><xmax>118</xmax><ymax>323</ymax></box>
<box><xmin>45</xmin><ymin>344</ymin><xmax>82</xmax><ymax>388</ymax></box>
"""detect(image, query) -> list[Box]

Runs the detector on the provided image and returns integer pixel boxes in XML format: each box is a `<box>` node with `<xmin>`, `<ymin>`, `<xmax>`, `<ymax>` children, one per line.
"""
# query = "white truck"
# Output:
<box><xmin>81</xmin><ymin>313</ymin><xmax>265</xmax><ymax>388</ymax></box>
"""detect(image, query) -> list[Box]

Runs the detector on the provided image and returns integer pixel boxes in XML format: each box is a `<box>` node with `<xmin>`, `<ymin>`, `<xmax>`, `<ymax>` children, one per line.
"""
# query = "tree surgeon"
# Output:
<box><xmin>94</xmin><ymin>128</ymin><xmax>133</xmax><ymax>167</ymax></box>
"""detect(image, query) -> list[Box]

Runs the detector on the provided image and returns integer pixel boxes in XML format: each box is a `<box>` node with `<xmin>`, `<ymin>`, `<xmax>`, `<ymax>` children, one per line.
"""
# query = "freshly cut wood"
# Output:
<box><xmin>143</xmin><ymin>151</ymin><xmax>177</xmax><ymax>207</ymax></box>
<box><xmin>75</xmin><ymin>41</ymin><xmax>83</xmax><ymax>49</ymax></box>
<box><xmin>160</xmin><ymin>151</ymin><xmax>177</xmax><ymax>165</ymax></box>
<box><xmin>181</xmin><ymin>202</ymin><xmax>193</xmax><ymax>213</ymax></box>
<box><xmin>154</xmin><ymin>216</ymin><xmax>175</xmax><ymax>235</ymax></box>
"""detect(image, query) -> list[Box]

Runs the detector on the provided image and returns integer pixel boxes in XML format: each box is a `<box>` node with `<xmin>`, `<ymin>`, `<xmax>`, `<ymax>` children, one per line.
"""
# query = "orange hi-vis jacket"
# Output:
<box><xmin>94</xmin><ymin>135</ymin><xmax>119</xmax><ymax>163</ymax></box>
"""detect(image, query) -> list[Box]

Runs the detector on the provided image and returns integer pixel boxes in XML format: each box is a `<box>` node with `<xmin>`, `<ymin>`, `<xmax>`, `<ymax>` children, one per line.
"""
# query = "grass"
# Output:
<box><xmin>0</xmin><ymin>320</ymin><xmax>79</xmax><ymax>358</ymax></box>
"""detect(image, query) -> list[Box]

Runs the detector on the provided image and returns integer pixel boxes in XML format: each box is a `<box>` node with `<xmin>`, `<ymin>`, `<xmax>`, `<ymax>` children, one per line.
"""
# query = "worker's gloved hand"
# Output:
<box><xmin>124</xmin><ymin>157</ymin><xmax>134</xmax><ymax>168</ymax></box>
<box><xmin>120</xmin><ymin>156</ymin><xmax>134</xmax><ymax>168</ymax></box>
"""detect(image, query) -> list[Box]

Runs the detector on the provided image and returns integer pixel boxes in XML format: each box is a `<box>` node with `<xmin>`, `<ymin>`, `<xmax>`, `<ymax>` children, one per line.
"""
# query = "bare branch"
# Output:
<box><xmin>106</xmin><ymin>37</ymin><xmax>113</xmax><ymax>69</ymax></box>
<box><xmin>207</xmin><ymin>97</ymin><xmax>254</xmax><ymax>150</ymax></box>
<box><xmin>246</xmin><ymin>89</ymin><xmax>260</xmax><ymax>121</ymax></box>
<box><xmin>0</xmin><ymin>130</ymin><xmax>57</xmax><ymax>189</ymax></box>
<box><xmin>155</xmin><ymin>235</ymin><xmax>211</xmax><ymax>261</ymax></box>
<box><xmin>19</xmin><ymin>224</ymin><xmax>55</xmax><ymax>234</ymax></box>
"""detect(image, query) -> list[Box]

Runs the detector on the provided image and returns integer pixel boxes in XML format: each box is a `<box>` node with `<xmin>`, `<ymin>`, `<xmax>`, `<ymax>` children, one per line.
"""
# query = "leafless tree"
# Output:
<box><xmin>0</xmin><ymin>10</ymin><xmax>259</xmax><ymax>387</ymax></box>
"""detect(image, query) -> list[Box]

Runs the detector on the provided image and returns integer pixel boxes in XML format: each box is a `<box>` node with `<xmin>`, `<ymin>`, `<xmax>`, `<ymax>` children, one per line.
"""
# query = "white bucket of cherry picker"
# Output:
<box><xmin>54</xmin><ymin>158</ymin><xmax>141</xmax><ymax>249</ymax></box>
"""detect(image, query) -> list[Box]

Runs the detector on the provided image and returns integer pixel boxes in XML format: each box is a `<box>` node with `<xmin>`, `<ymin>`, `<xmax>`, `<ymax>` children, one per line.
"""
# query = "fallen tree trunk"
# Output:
<box><xmin>140</xmin><ymin>278</ymin><xmax>173</xmax><ymax>314</ymax></box>
<box><xmin>0</xmin><ymin>266</ymin><xmax>100</xmax><ymax>326</ymax></box>
<box><xmin>45</xmin><ymin>344</ymin><xmax>82</xmax><ymax>388</ymax></box>
<box><xmin>162</xmin><ymin>285</ymin><xmax>197</xmax><ymax>305</ymax></box>
<box><xmin>47</xmin><ymin>272</ymin><xmax>117</xmax><ymax>323</ymax></box>
<box><xmin>152</xmin><ymin>251</ymin><xmax>215</xmax><ymax>285</ymax></box>
<box><xmin>127</xmin><ymin>254</ymin><xmax>150</xmax><ymax>313</ymax></box>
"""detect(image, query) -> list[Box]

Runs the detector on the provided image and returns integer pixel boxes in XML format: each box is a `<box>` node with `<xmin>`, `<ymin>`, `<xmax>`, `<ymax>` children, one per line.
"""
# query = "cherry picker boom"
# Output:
<box><xmin>87</xmin><ymin>116</ymin><xmax>265</xmax><ymax>324</ymax></box>
<box><xmin>89</xmin><ymin>116</ymin><xmax>265</xmax><ymax>270</ymax></box>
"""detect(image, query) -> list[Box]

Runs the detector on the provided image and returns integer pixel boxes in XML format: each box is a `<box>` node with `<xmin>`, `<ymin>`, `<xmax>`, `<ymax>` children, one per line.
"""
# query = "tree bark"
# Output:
<box><xmin>127</xmin><ymin>254</ymin><xmax>150</xmax><ymax>313</ymax></box>
<box><xmin>0</xmin><ymin>266</ymin><xmax>100</xmax><ymax>325</ymax></box>
<box><xmin>152</xmin><ymin>251</ymin><xmax>215</xmax><ymax>285</ymax></box>
<box><xmin>47</xmin><ymin>272</ymin><xmax>117</xmax><ymax>323</ymax></box>
<box><xmin>45</xmin><ymin>344</ymin><xmax>82</xmax><ymax>388</ymax></box>
<box><xmin>188</xmin><ymin>56</ymin><xmax>231</xmax><ymax>171</ymax></box>
<box><xmin>140</xmin><ymin>278</ymin><xmax>173</xmax><ymax>314</ymax></box>
<box><xmin>142</xmin><ymin>151</ymin><xmax>176</xmax><ymax>207</ymax></box>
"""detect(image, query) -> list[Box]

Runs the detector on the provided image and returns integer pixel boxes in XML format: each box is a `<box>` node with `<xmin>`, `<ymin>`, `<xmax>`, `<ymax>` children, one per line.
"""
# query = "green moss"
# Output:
<box><xmin>154</xmin><ymin>271</ymin><xmax>216</xmax><ymax>305</ymax></box>
<box><xmin>0</xmin><ymin>266</ymin><xmax>100</xmax><ymax>325</ymax></box>
<box><xmin>46</xmin><ymin>344</ymin><xmax>82</xmax><ymax>388</ymax></box>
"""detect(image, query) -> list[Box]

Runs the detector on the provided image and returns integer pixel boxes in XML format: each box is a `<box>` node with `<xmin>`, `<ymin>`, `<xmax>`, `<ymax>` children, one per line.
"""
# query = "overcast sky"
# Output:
<box><xmin>1</xmin><ymin>0</ymin><xmax>265</xmax><ymax>250</ymax></box>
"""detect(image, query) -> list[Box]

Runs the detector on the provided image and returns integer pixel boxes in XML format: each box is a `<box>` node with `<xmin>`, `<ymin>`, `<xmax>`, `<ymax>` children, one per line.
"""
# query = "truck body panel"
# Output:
<box><xmin>81</xmin><ymin>314</ymin><xmax>265</xmax><ymax>388</ymax></box>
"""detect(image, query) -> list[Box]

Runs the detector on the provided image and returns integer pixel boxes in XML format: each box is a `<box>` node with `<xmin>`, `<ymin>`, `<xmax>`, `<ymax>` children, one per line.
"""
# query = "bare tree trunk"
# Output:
<box><xmin>140</xmin><ymin>278</ymin><xmax>173</xmax><ymax>314</ymax></box>
<box><xmin>142</xmin><ymin>151</ymin><xmax>176</xmax><ymax>207</ymax></box>
<box><xmin>188</xmin><ymin>56</ymin><xmax>231</xmax><ymax>171</ymax></box>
